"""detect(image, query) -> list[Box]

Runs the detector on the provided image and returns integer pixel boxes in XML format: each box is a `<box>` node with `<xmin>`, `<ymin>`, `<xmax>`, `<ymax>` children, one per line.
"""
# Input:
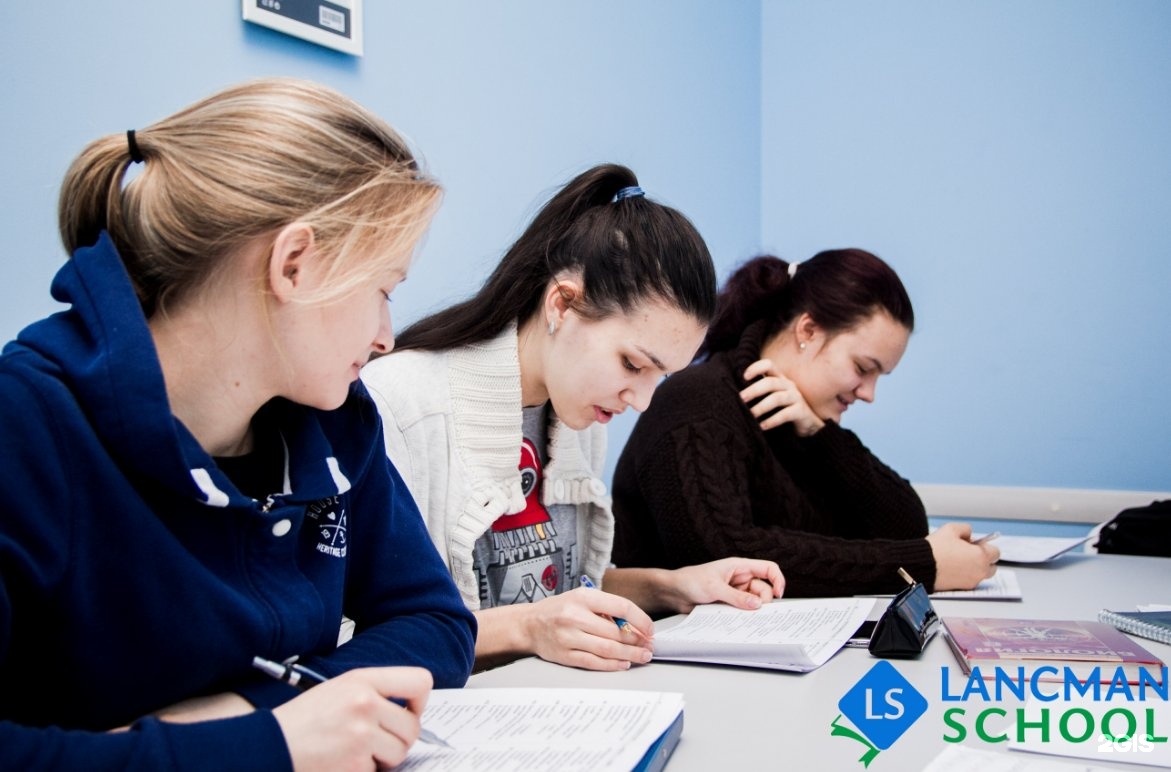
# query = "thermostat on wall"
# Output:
<box><xmin>243</xmin><ymin>0</ymin><xmax>363</xmax><ymax>57</ymax></box>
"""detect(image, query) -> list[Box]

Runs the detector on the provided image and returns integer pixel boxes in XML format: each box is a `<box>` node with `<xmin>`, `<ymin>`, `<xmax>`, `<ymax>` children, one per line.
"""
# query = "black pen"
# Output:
<box><xmin>251</xmin><ymin>656</ymin><xmax>453</xmax><ymax>749</ymax></box>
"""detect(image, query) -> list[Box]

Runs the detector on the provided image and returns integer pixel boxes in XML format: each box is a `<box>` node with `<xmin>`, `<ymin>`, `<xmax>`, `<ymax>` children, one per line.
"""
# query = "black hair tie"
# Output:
<box><xmin>126</xmin><ymin>129</ymin><xmax>144</xmax><ymax>164</ymax></box>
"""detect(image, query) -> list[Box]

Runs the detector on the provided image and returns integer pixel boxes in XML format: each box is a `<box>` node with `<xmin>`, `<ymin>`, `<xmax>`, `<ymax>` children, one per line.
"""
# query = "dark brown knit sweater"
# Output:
<box><xmin>611</xmin><ymin>320</ymin><xmax>937</xmax><ymax>596</ymax></box>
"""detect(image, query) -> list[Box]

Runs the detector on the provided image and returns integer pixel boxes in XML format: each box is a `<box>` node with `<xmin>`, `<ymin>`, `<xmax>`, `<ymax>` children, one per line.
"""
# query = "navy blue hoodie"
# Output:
<box><xmin>0</xmin><ymin>234</ymin><xmax>476</xmax><ymax>770</ymax></box>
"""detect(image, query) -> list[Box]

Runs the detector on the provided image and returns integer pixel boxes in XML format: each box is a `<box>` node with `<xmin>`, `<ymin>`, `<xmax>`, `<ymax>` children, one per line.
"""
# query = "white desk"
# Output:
<box><xmin>468</xmin><ymin>554</ymin><xmax>1171</xmax><ymax>771</ymax></box>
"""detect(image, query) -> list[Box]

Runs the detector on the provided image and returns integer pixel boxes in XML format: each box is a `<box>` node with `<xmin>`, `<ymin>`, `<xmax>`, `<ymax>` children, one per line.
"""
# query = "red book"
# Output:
<box><xmin>942</xmin><ymin>617</ymin><xmax>1165</xmax><ymax>684</ymax></box>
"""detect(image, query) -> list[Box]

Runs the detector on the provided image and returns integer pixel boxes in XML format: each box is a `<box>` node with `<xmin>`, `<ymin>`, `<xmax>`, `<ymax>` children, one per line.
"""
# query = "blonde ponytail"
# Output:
<box><xmin>57</xmin><ymin>78</ymin><xmax>440</xmax><ymax>316</ymax></box>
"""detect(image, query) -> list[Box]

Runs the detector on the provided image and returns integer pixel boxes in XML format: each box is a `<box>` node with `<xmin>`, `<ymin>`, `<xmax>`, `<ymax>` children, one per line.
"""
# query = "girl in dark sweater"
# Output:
<box><xmin>612</xmin><ymin>250</ymin><xmax>999</xmax><ymax>596</ymax></box>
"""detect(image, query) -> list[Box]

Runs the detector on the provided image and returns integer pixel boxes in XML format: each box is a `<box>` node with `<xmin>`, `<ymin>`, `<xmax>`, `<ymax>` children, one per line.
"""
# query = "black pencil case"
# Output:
<box><xmin>868</xmin><ymin>579</ymin><xmax>939</xmax><ymax>658</ymax></box>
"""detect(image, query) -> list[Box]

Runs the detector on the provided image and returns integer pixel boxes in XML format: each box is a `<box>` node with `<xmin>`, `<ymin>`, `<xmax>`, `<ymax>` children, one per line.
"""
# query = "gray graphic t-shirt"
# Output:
<box><xmin>472</xmin><ymin>406</ymin><xmax>580</xmax><ymax>607</ymax></box>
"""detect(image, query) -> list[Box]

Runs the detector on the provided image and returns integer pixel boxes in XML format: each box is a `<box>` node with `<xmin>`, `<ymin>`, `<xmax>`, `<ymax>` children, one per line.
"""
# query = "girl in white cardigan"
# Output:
<box><xmin>363</xmin><ymin>164</ymin><xmax>784</xmax><ymax>671</ymax></box>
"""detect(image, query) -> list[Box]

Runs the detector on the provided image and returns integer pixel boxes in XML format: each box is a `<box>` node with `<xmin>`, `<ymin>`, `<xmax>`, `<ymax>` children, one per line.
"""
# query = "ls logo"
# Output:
<box><xmin>832</xmin><ymin>661</ymin><xmax>928</xmax><ymax>767</ymax></box>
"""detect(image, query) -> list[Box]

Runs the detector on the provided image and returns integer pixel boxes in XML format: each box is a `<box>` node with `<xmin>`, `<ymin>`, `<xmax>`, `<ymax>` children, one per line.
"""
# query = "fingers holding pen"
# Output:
<box><xmin>927</xmin><ymin>522</ymin><xmax>1002</xmax><ymax>591</ymax></box>
<box><xmin>524</xmin><ymin>589</ymin><xmax>654</xmax><ymax>671</ymax></box>
<box><xmin>273</xmin><ymin>666</ymin><xmax>433</xmax><ymax>772</ymax></box>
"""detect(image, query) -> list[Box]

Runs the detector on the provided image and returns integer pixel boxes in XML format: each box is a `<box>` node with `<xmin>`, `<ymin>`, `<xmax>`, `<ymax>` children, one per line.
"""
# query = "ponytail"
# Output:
<box><xmin>57</xmin><ymin>78</ymin><xmax>439</xmax><ymax>317</ymax></box>
<box><xmin>699</xmin><ymin>249</ymin><xmax>914</xmax><ymax>358</ymax></box>
<box><xmin>395</xmin><ymin>163</ymin><xmax>716</xmax><ymax>352</ymax></box>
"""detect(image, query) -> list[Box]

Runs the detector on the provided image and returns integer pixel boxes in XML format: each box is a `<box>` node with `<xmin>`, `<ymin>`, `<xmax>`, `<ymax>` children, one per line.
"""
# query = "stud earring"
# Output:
<box><xmin>548</xmin><ymin>321</ymin><xmax>556</xmax><ymax>336</ymax></box>
<box><xmin>799</xmin><ymin>342</ymin><xmax>807</xmax><ymax>351</ymax></box>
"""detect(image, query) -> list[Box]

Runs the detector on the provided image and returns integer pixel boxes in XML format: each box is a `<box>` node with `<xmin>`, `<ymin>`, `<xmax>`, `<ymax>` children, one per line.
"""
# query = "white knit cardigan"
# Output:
<box><xmin>361</xmin><ymin>324</ymin><xmax>615</xmax><ymax>609</ymax></box>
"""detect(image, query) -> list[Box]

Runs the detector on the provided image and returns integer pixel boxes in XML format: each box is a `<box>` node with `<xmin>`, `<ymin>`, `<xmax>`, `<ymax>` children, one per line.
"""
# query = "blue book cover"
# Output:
<box><xmin>634</xmin><ymin>709</ymin><xmax>684</xmax><ymax>772</ymax></box>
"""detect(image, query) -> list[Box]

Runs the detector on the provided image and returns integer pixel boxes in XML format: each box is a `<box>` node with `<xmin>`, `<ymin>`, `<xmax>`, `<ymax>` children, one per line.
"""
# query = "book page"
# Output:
<box><xmin>399</xmin><ymin>688</ymin><xmax>684</xmax><ymax>772</ymax></box>
<box><xmin>652</xmin><ymin>597</ymin><xmax>874</xmax><ymax>671</ymax></box>
<box><xmin>924</xmin><ymin>744</ymin><xmax>1115</xmax><ymax>771</ymax></box>
<box><xmin>990</xmin><ymin>535</ymin><xmax>1092</xmax><ymax>564</ymax></box>
<box><xmin>1010</xmin><ymin>693</ymin><xmax>1171</xmax><ymax>769</ymax></box>
<box><xmin>932</xmin><ymin>568</ymin><xmax>1023</xmax><ymax>600</ymax></box>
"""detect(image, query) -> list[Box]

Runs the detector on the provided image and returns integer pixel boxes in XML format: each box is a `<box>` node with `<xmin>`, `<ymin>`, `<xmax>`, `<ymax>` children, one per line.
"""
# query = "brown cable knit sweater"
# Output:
<box><xmin>611</xmin><ymin>320</ymin><xmax>937</xmax><ymax>596</ymax></box>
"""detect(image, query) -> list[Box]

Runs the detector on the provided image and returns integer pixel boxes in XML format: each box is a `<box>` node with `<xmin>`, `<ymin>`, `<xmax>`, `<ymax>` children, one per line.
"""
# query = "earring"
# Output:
<box><xmin>799</xmin><ymin>342</ymin><xmax>807</xmax><ymax>351</ymax></box>
<box><xmin>548</xmin><ymin>321</ymin><xmax>556</xmax><ymax>336</ymax></box>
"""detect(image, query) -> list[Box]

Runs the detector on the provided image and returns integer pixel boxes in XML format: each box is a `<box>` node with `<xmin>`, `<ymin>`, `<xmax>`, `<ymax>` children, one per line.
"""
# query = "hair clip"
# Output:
<box><xmin>615</xmin><ymin>185</ymin><xmax>645</xmax><ymax>202</ymax></box>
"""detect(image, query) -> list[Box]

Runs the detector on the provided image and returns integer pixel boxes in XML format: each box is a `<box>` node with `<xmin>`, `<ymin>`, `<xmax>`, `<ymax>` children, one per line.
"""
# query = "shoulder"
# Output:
<box><xmin>361</xmin><ymin>349</ymin><xmax>453</xmax><ymax>426</ymax></box>
<box><xmin>0</xmin><ymin>348</ymin><xmax>80</xmax><ymax>571</ymax></box>
<box><xmin>0</xmin><ymin>346</ymin><xmax>81</xmax><ymax>446</ymax></box>
<box><xmin>640</xmin><ymin>357</ymin><xmax>742</xmax><ymax>429</ymax></box>
<box><xmin>363</xmin><ymin>348</ymin><xmax>451</xmax><ymax>391</ymax></box>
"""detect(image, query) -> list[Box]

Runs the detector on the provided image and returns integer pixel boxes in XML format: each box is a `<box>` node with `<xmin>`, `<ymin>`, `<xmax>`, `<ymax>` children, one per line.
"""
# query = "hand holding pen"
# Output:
<box><xmin>254</xmin><ymin>656</ymin><xmax>450</xmax><ymax>768</ymax></box>
<box><xmin>926</xmin><ymin>522</ymin><xmax>1000</xmax><ymax>591</ymax></box>
<box><xmin>579</xmin><ymin>574</ymin><xmax>653</xmax><ymax>642</ymax></box>
<box><xmin>493</xmin><ymin>580</ymin><xmax>653</xmax><ymax>671</ymax></box>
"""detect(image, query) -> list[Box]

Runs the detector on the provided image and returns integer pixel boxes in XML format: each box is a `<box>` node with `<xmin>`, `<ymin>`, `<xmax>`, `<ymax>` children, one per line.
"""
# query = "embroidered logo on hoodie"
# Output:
<box><xmin>307</xmin><ymin>496</ymin><xmax>347</xmax><ymax>558</ymax></box>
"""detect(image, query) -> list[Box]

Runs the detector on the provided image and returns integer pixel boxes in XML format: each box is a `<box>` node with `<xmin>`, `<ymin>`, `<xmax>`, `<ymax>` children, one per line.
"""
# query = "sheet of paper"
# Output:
<box><xmin>651</xmin><ymin>597</ymin><xmax>874</xmax><ymax>671</ymax></box>
<box><xmin>932</xmin><ymin>568</ymin><xmax>1023</xmax><ymax>600</ymax></box>
<box><xmin>398</xmin><ymin>688</ymin><xmax>684</xmax><ymax>772</ymax></box>
<box><xmin>923</xmin><ymin>744</ymin><xmax>1115</xmax><ymax>771</ymax></box>
<box><xmin>986</xmin><ymin>535</ymin><xmax>1093</xmax><ymax>564</ymax></box>
<box><xmin>1009</xmin><ymin>692</ymin><xmax>1171</xmax><ymax>769</ymax></box>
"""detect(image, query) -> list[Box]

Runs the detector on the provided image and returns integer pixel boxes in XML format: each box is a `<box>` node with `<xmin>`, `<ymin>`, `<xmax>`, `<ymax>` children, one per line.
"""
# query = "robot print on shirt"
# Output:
<box><xmin>481</xmin><ymin>438</ymin><xmax>564</xmax><ymax>606</ymax></box>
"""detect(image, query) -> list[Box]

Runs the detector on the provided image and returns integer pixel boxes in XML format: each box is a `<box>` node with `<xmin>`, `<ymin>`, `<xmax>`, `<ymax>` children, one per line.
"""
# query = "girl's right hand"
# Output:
<box><xmin>522</xmin><ymin>588</ymin><xmax>655</xmax><ymax>671</ymax></box>
<box><xmin>273</xmin><ymin>666</ymin><xmax>432</xmax><ymax>771</ymax></box>
<box><xmin>740</xmin><ymin>359</ymin><xmax>826</xmax><ymax>436</ymax></box>
<box><xmin>926</xmin><ymin>522</ymin><xmax>1001</xmax><ymax>591</ymax></box>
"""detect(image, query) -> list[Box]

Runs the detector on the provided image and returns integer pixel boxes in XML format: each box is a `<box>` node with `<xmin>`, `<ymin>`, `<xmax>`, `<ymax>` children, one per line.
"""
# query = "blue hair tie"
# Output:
<box><xmin>615</xmin><ymin>185</ymin><xmax>645</xmax><ymax>202</ymax></box>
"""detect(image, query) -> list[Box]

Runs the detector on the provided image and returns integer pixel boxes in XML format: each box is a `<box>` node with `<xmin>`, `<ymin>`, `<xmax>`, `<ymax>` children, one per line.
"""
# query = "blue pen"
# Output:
<box><xmin>579</xmin><ymin>574</ymin><xmax>651</xmax><ymax>641</ymax></box>
<box><xmin>252</xmin><ymin>656</ymin><xmax>453</xmax><ymax>749</ymax></box>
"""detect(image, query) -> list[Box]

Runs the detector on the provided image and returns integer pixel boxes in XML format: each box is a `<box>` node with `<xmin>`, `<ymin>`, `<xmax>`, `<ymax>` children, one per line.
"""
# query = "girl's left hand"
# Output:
<box><xmin>740</xmin><ymin>358</ymin><xmax>825</xmax><ymax>436</ymax></box>
<box><xmin>667</xmin><ymin>557</ymin><xmax>785</xmax><ymax>614</ymax></box>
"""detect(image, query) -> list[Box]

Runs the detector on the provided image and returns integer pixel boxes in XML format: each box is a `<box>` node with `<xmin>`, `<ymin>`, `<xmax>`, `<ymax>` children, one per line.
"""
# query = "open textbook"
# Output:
<box><xmin>651</xmin><ymin>597</ymin><xmax>874</xmax><ymax>671</ymax></box>
<box><xmin>398</xmin><ymin>688</ymin><xmax>684</xmax><ymax>772</ymax></box>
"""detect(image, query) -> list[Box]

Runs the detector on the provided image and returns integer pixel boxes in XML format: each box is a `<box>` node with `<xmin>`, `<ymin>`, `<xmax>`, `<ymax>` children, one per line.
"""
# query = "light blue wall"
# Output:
<box><xmin>4</xmin><ymin>3</ymin><xmax>1168</xmax><ymax>493</ymax></box>
<box><xmin>0</xmin><ymin>2</ymin><xmax>761</xmax><ymax>486</ymax></box>
<box><xmin>761</xmin><ymin>1</ymin><xmax>1171</xmax><ymax>491</ymax></box>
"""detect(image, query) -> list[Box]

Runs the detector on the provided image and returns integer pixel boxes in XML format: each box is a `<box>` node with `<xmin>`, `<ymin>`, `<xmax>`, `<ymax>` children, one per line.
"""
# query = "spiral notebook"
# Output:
<box><xmin>1098</xmin><ymin>608</ymin><xmax>1171</xmax><ymax>645</ymax></box>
